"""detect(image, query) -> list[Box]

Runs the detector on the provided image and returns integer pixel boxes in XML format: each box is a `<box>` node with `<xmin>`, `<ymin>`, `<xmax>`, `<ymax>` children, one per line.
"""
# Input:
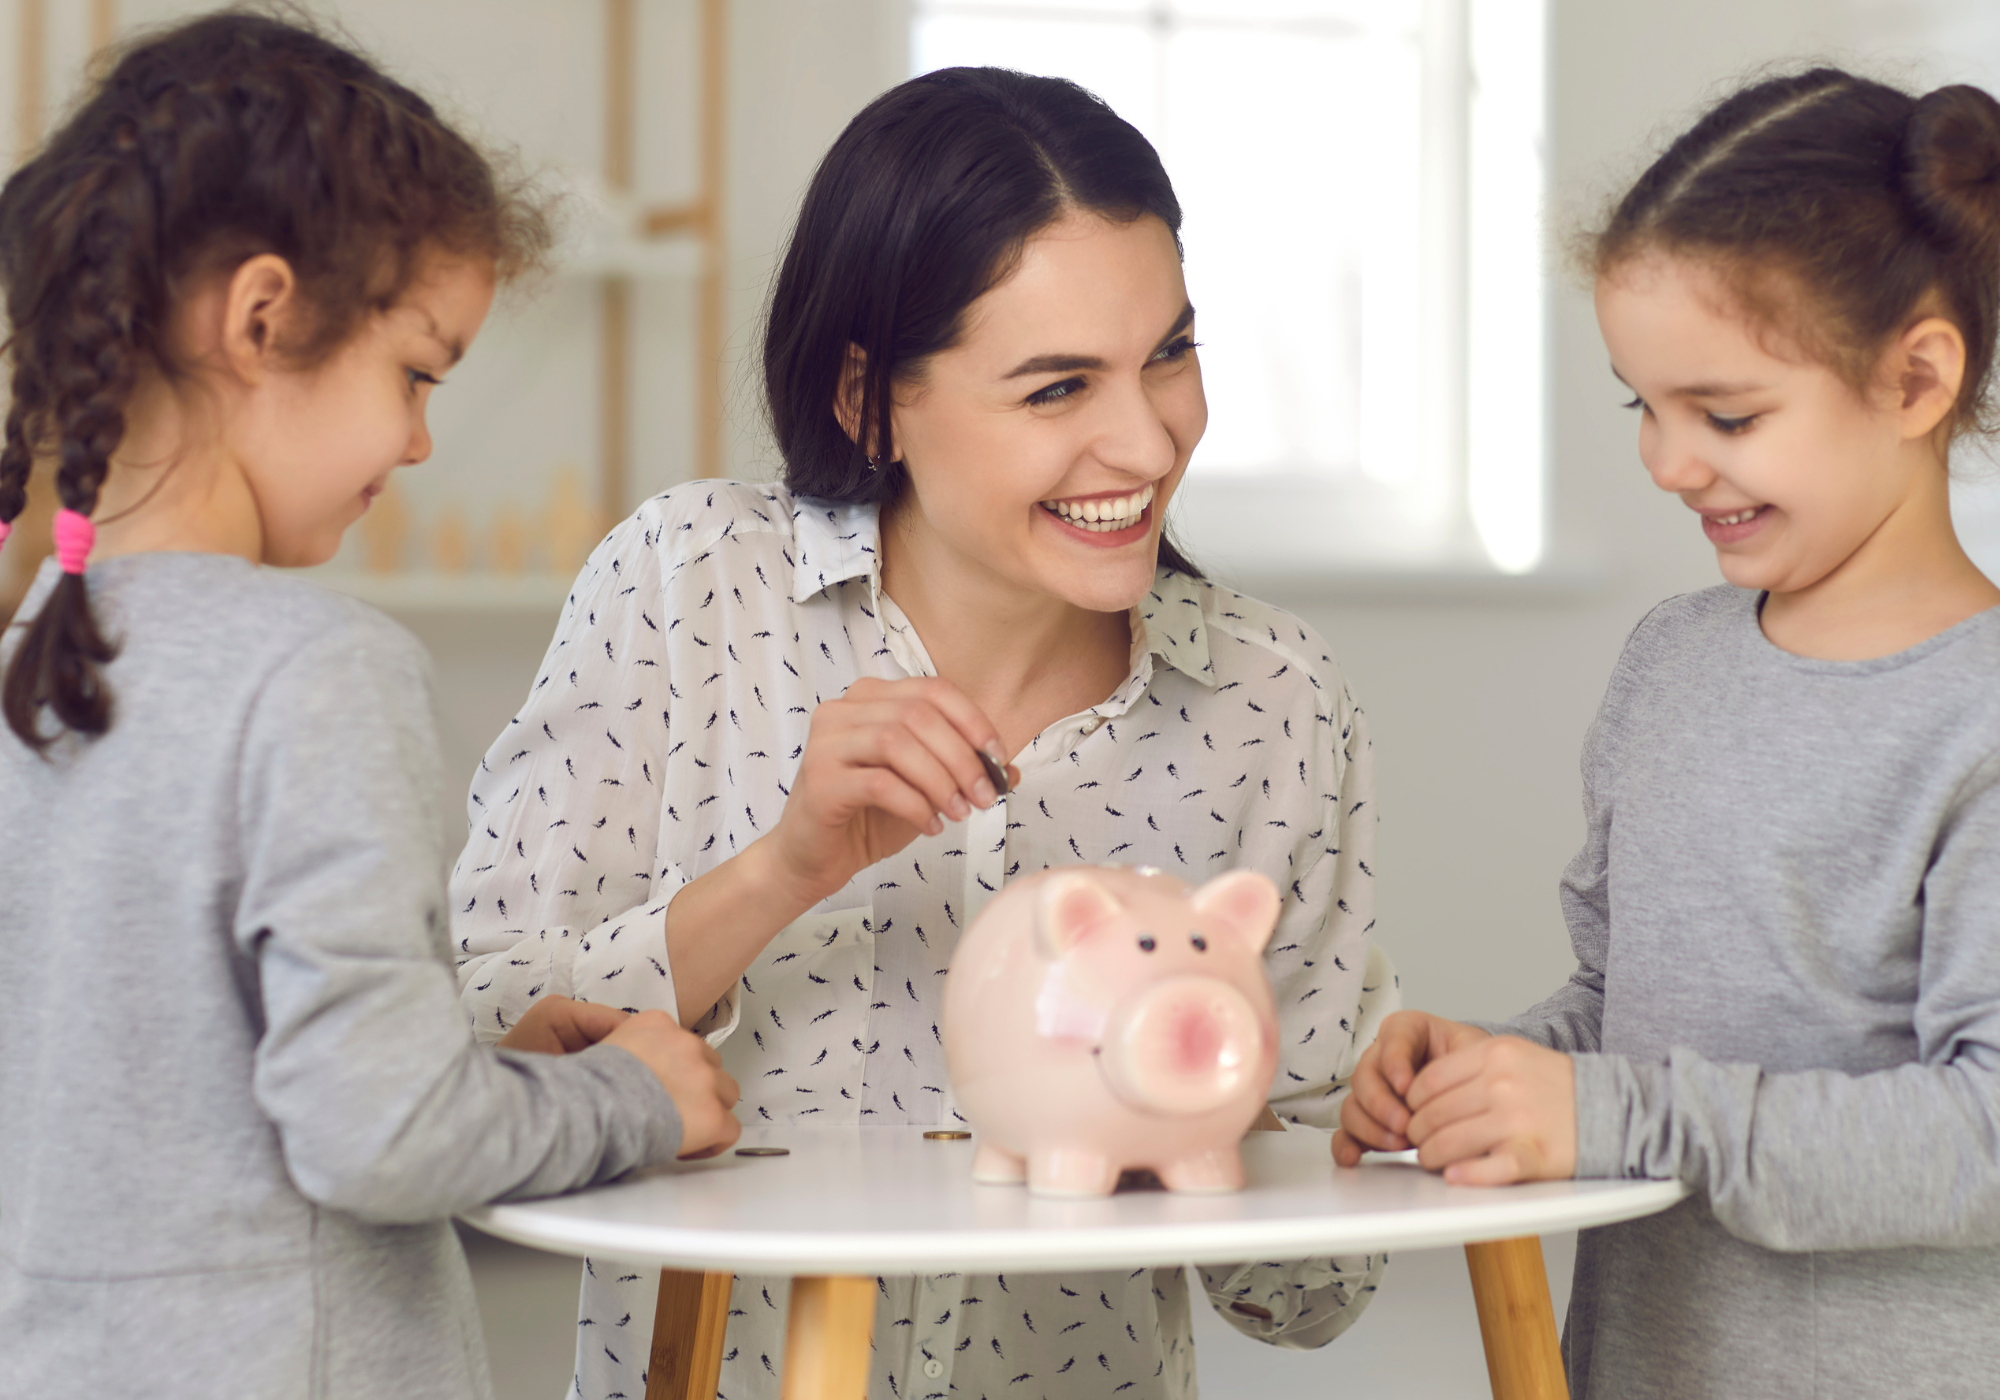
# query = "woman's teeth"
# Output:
<box><xmin>1713</xmin><ymin>507</ymin><xmax>1762</xmax><ymax>526</ymax></box>
<box><xmin>1040</xmin><ymin>484</ymin><xmax>1155</xmax><ymax>532</ymax></box>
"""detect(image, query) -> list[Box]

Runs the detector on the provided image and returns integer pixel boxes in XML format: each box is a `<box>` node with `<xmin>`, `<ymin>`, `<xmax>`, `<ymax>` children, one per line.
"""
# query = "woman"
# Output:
<box><xmin>454</xmin><ymin>67</ymin><xmax>1395</xmax><ymax>1400</ymax></box>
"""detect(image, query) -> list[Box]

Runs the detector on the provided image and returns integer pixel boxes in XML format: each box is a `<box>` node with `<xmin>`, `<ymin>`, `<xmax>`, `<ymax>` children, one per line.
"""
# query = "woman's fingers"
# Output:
<box><xmin>855</xmin><ymin>676</ymin><xmax>1008</xmax><ymax>792</ymax></box>
<box><xmin>837</xmin><ymin>702</ymin><xmax>987</xmax><ymax>820</ymax></box>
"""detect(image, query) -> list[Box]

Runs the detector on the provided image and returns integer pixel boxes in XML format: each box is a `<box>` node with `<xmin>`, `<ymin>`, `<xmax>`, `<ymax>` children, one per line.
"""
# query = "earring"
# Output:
<box><xmin>865</xmin><ymin>455</ymin><xmax>884</xmax><ymax>472</ymax></box>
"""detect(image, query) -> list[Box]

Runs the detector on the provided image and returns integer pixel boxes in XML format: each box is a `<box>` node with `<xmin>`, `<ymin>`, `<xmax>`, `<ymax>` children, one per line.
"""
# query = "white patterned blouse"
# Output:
<box><xmin>451</xmin><ymin>481</ymin><xmax>1398</xmax><ymax>1400</ymax></box>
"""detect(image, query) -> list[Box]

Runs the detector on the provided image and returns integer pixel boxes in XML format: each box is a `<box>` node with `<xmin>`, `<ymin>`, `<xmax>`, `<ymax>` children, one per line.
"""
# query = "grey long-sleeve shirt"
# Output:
<box><xmin>0</xmin><ymin>553</ymin><xmax>683</xmax><ymax>1400</ymax></box>
<box><xmin>1499</xmin><ymin>586</ymin><xmax>2000</xmax><ymax>1399</ymax></box>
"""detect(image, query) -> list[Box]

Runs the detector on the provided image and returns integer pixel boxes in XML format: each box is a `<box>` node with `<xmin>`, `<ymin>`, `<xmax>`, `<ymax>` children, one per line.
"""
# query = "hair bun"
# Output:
<box><xmin>1903</xmin><ymin>84</ymin><xmax>2000</xmax><ymax>257</ymax></box>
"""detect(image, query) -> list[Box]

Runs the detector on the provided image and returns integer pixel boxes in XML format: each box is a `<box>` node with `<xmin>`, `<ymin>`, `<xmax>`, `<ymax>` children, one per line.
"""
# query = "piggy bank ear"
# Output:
<box><xmin>1188</xmin><ymin>870</ymin><xmax>1281</xmax><ymax>954</ymax></box>
<box><xmin>1036</xmin><ymin>872</ymin><xmax>1125</xmax><ymax>958</ymax></box>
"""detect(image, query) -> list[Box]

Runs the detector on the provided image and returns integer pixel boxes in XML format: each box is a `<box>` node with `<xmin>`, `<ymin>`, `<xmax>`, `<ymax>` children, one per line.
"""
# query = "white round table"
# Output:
<box><xmin>461</xmin><ymin>1124</ymin><xmax>1688</xmax><ymax>1400</ymax></box>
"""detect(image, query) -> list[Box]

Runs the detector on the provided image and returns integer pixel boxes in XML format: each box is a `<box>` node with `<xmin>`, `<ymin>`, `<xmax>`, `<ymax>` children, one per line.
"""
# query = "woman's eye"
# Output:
<box><xmin>406</xmin><ymin>368</ymin><xmax>442</xmax><ymax>391</ymax></box>
<box><xmin>1707</xmin><ymin>412</ymin><xmax>1756</xmax><ymax>435</ymax></box>
<box><xmin>1151</xmin><ymin>336</ymin><xmax>1199</xmax><ymax>363</ymax></box>
<box><xmin>1026</xmin><ymin>377</ymin><xmax>1083</xmax><ymax>407</ymax></box>
<box><xmin>1621</xmin><ymin>395</ymin><xmax>1646</xmax><ymax>413</ymax></box>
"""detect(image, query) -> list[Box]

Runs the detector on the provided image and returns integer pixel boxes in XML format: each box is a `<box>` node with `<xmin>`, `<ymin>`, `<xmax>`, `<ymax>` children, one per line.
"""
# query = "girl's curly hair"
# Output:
<box><xmin>0</xmin><ymin>9</ymin><xmax>549</xmax><ymax>751</ymax></box>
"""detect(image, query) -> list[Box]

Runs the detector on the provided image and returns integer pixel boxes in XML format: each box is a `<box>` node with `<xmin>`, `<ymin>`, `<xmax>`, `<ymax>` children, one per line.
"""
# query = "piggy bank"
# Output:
<box><xmin>942</xmin><ymin>865</ymin><xmax>1281</xmax><ymax>1197</ymax></box>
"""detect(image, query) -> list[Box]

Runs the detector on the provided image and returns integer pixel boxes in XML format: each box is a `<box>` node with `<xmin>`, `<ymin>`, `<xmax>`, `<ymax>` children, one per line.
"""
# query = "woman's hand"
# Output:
<box><xmin>764</xmin><ymin>675</ymin><xmax>1017</xmax><ymax>907</ymax></box>
<box><xmin>1404</xmin><ymin>1034</ymin><xmax>1576</xmax><ymax>1185</ymax></box>
<box><xmin>1331</xmin><ymin>1009</ymin><xmax>1491</xmax><ymax>1163</ymax></box>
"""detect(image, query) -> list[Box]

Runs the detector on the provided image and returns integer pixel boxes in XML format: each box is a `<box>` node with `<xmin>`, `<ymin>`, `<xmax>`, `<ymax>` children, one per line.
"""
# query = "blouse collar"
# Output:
<box><xmin>789</xmin><ymin>493</ymin><xmax>1217</xmax><ymax>691</ymax></box>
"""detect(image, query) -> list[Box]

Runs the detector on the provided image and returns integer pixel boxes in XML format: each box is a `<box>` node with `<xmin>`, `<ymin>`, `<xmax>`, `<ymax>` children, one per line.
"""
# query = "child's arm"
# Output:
<box><xmin>1405</xmin><ymin>755</ymin><xmax>2000</xmax><ymax>1249</ymax></box>
<box><xmin>238</xmin><ymin>611</ymin><xmax>709</xmax><ymax>1222</ymax></box>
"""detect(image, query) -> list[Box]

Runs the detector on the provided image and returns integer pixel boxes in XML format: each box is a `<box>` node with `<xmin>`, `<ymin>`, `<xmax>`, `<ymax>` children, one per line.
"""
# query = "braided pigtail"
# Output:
<box><xmin>1</xmin><ymin>196</ymin><xmax>143</xmax><ymax>750</ymax></box>
<box><xmin>0</xmin><ymin>12</ymin><xmax>549</xmax><ymax>752</ymax></box>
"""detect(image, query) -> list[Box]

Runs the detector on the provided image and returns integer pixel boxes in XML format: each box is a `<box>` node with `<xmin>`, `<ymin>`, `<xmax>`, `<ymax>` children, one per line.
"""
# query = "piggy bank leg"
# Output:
<box><xmin>1159</xmin><ymin>1146</ymin><xmax>1246</xmax><ymax>1194</ymax></box>
<box><xmin>1028</xmin><ymin>1147</ymin><xmax>1120</xmax><ymax>1198</ymax></box>
<box><xmin>972</xmin><ymin>1142</ymin><xmax>1028</xmax><ymax>1185</ymax></box>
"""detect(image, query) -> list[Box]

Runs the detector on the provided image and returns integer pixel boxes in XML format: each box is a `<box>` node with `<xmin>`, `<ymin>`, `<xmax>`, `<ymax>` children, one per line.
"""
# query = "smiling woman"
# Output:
<box><xmin>451</xmin><ymin>65</ymin><xmax>1397</xmax><ymax>1400</ymax></box>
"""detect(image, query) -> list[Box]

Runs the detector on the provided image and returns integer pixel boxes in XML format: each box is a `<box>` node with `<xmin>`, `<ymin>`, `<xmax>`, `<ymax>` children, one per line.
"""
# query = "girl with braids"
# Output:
<box><xmin>0</xmin><ymin>14</ymin><xmax>739</xmax><ymax>1399</ymax></box>
<box><xmin>1333</xmin><ymin>68</ymin><xmax>2000</xmax><ymax>1398</ymax></box>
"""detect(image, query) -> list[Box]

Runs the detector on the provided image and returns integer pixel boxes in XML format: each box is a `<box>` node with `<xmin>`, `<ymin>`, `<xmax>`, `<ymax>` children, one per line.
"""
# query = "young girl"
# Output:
<box><xmin>1333</xmin><ymin>69</ymin><xmax>2000</xmax><ymax>1396</ymax></box>
<box><xmin>0</xmin><ymin>15</ymin><xmax>739</xmax><ymax>1399</ymax></box>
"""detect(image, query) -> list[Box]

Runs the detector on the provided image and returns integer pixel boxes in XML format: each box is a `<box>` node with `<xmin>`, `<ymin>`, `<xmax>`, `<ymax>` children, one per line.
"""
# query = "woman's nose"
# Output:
<box><xmin>1094</xmin><ymin>379</ymin><xmax>1179</xmax><ymax>482</ymax></box>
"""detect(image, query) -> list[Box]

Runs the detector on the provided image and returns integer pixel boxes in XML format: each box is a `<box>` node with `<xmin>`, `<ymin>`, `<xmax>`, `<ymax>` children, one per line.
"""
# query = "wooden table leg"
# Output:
<box><xmin>1464</xmin><ymin>1236</ymin><xmax>1569</xmax><ymax>1400</ymax></box>
<box><xmin>779</xmin><ymin>1275</ymin><xmax>877</xmax><ymax>1400</ymax></box>
<box><xmin>646</xmin><ymin>1269</ymin><xmax>734</xmax><ymax>1400</ymax></box>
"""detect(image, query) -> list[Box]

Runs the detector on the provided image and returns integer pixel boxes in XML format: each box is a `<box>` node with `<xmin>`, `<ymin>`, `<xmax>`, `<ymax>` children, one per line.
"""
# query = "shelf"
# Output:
<box><xmin>306</xmin><ymin>570</ymin><xmax>575</xmax><ymax>612</ymax></box>
<box><xmin>557</xmin><ymin>230</ymin><xmax>706</xmax><ymax>280</ymax></box>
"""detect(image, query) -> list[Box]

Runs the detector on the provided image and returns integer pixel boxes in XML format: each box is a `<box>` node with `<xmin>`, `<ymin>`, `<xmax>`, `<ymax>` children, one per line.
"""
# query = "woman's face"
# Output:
<box><xmin>883</xmin><ymin>210</ymin><xmax>1205</xmax><ymax>614</ymax></box>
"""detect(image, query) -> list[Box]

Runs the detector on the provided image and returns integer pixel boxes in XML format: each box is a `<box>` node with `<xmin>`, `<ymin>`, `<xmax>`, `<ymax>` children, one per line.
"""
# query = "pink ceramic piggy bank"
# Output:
<box><xmin>942</xmin><ymin>865</ymin><xmax>1281</xmax><ymax>1197</ymax></box>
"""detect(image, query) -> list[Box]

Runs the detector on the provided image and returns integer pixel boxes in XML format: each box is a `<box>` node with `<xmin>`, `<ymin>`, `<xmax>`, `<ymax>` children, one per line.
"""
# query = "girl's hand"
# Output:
<box><xmin>765</xmin><ymin>676</ymin><xmax>1017</xmax><ymax>907</ymax></box>
<box><xmin>1403</xmin><ymin>1035</ymin><xmax>1576</xmax><ymax>1185</ymax></box>
<box><xmin>1332</xmin><ymin>1010</ymin><xmax>1491</xmax><ymax>1164</ymax></box>
<box><xmin>603</xmin><ymin>1010</ymin><xmax>744</xmax><ymax>1160</ymax></box>
<box><xmin>497</xmin><ymin>995</ymin><xmax>629</xmax><ymax>1054</ymax></box>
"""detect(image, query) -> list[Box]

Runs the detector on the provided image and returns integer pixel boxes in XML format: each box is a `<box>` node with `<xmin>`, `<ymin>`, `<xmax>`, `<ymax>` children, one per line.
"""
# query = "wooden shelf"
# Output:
<box><xmin>307</xmin><ymin>570</ymin><xmax>575</xmax><ymax>613</ymax></box>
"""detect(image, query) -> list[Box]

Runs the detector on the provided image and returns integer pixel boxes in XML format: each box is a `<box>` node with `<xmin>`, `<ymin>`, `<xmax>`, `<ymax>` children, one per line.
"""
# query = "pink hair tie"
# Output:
<box><xmin>53</xmin><ymin>509</ymin><xmax>95</xmax><ymax>575</ymax></box>
<box><xmin>0</xmin><ymin>520</ymin><xmax>11</xmax><ymax>548</ymax></box>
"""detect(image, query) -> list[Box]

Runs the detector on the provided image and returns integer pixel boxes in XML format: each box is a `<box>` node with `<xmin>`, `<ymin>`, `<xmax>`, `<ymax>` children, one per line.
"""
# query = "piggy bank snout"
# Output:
<box><xmin>1097</xmin><ymin>977</ymin><xmax>1264</xmax><ymax>1117</ymax></box>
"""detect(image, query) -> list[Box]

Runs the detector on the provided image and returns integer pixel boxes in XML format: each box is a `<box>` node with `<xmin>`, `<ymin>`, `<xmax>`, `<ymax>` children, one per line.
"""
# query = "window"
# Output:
<box><xmin>912</xmin><ymin>0</ymin><xmax>1548</xmax><ymax>578</ymax></box>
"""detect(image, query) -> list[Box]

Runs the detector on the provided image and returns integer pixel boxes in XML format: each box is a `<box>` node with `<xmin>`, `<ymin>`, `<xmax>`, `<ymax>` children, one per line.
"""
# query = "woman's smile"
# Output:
<box><xmin>1037</xmin><ymin>483</ymin><xmax>1155</xmax><ymax>542</ymax></box>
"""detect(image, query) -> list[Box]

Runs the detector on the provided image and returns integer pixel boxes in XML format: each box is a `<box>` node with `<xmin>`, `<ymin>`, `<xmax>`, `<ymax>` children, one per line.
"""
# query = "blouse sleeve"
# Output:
<box><xmin>451</xmin><ymin>511</ymin><xmax>700</xmax><ymax>1043</ymax></box>
<box><xmin>1198</xmin><ymin>662</ymin><xmax>1396</xmax><ymax>1348</ymax></box>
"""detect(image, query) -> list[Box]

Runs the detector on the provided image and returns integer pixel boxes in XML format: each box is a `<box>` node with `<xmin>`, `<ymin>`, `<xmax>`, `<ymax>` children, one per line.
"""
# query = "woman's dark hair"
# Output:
<box><xmin>0</xmin><ymin>10</ymin><xmax>548</xmax><ymax>751</ymax></box>
<box><xmin>763</xmin><ymin>66</ymin><xmax>1202</xmax><ymax>579</ymax></box>
<box><xmin>1595</xmin><ymin>66</ymin><xmax>2000</xmax><ymax>438</ymax></box>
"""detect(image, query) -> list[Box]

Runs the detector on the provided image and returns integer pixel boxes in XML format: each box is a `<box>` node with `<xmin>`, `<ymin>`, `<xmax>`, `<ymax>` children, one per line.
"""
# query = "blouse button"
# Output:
<box><xmin>923</xmin><ymin>1358</ymin><xmax>945</xmax><ymax>1379</ymax></box>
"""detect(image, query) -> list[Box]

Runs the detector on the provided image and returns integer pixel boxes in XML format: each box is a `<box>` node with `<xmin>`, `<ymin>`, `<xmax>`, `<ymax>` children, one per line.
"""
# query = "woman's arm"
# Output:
<box><xmin>453</xmin><ymin>503</ymin><xmax>1011</xmax><ymax>1033</ymax></box>
<box><xmin>1199</xmin><ymin>650</ymin><xmax>1395</xmax><ymax>1346</ymax></box>
<box><xmin>451</xmin><ymin>515</ymin><xmax>688</xmax><ymax>1039</ymax></box>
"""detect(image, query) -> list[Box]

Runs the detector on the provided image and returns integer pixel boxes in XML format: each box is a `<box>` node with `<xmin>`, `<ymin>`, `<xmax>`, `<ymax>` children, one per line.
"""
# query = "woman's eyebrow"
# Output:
<box><xmin>1003</xmin><ymin>302</ymin><xmax>1197</xmax><ymax>379</ymax></box>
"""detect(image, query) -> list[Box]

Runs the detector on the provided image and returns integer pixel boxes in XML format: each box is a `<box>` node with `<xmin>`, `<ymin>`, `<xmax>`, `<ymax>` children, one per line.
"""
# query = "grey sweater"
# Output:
<box><xmin>0</xmin><ymin>554</ymin><xmax>683</xmax><ymax>1400</ymax></box>
<box><xmin>1501</xmin><ymin>586</ymin><xmax>2000</xmax><ymax>1399</ymax></box>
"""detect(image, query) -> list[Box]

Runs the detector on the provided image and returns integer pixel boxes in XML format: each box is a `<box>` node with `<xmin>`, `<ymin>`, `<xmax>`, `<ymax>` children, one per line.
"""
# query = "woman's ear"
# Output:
<box><xmin>218</xmin><ymin>254</ymin><xmax>302</xmax><ymax>384</ymax></box>
<box><xmin>834</xmin><ymin>343</ymin><xmax>867</xmax><ymax>444</ymax></box>
<box><xmin>1889</xmin><ymin>315</ymin><xmax>1966</xmax><ymax>443</ymax></box>
<box><xmin>833</xmin><ymin>343</ymin><xmax>892</xmax><ymax>462</ymax></box>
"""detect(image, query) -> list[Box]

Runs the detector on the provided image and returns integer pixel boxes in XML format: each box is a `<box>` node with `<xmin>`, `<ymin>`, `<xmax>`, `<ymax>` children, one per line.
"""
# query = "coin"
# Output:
<box><xmin>734</xmin><ymin>1146</ymin><xmax>789</xmax><ymax>1157</ymax></box>
<box><xmin>976</xmin><ymin>749</ymin><xmax>1010</xmax><ymax>798</ymax></box>
<box><xmin>922</xmin><ymin>1130</ymin><xmax>971</xmax><ymax>1141</ymax></box>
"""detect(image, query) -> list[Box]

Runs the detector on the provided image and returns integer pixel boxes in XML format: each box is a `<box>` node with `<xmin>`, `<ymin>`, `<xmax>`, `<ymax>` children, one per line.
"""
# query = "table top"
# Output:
<box><xmin>461</xmin><ymin>1125</ymin><xmax>1689</xmax><ymax>1275</ymax></box>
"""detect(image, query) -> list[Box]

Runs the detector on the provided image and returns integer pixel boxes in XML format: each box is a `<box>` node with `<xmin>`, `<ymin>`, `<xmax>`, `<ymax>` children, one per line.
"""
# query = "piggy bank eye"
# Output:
<box><xmin>1190</xmin><ymin>933</ymin><xmax>1208</xmax><ymax>952</ymax></box>
<box><xmin>1137</xmin><ymin>934</ymin><xmax>1157</xmax><ymax>953</ymax></box>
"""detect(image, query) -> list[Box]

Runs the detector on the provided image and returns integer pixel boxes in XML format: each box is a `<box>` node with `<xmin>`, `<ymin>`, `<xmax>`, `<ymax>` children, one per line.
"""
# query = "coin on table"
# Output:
<box><xmin>735</xmin><ymin>1147</ymin><xmax>790</xmax><ymax>1157</ymax></box>
<box><xmin>922</xmin><ymin>1130</ymin><xmax>972</xmax><ymax>1141</ymax></box>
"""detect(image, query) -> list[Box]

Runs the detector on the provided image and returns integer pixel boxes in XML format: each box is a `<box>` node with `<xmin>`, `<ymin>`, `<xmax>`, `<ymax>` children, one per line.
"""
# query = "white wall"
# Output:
<box><xmin>10</xmin><ymin>1</ymin><xmax>1990</xmax><ymax>1396</ymax></box>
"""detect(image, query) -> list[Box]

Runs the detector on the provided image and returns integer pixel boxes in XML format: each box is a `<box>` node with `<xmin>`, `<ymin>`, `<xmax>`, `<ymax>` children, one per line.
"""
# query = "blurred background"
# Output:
<box><xmin>5</xmin><ymin>0</ymin><xmax>1999</xmax><ymax>1395</ymax></box>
